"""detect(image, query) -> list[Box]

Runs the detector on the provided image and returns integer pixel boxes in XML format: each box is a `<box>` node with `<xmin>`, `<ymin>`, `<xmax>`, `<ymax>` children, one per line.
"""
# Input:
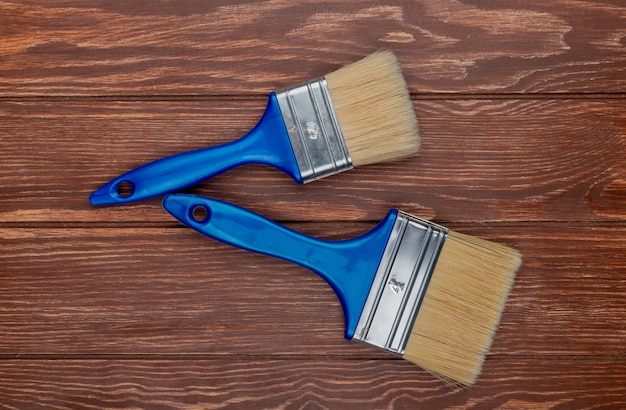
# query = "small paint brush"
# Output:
<box><xmin>90</xmin><ymin>51</ymin><xmax>419</xmax><ymax>206</ymax></box>
<box><xmin>162</xmin><ymin>194</ymin><xmax>521</xmax><ymax>386</ymax></box>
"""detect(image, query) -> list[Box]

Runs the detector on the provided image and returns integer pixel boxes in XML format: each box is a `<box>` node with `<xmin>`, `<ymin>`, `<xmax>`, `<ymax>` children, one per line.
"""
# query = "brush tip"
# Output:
<box><xmin>402</xmin><ymin>231</ymin><xmax>521</xmax><ymax>387</ymax></box>
<box><xmin>325</xmin><ymin>51</ymin><xmax>420</xmax><ymax>167</ymax></box>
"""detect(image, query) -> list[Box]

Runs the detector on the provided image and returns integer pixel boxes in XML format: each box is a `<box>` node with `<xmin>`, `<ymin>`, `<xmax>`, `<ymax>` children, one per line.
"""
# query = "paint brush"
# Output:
<box><xmin>162</xmin><ymin>194</ymin><xmax>521</xmax><ymax>386</ymax></box>
<box><xmin>90</xmin><ymin>51</ymin><xmax>419</xmax><ymax>206</ymax></box>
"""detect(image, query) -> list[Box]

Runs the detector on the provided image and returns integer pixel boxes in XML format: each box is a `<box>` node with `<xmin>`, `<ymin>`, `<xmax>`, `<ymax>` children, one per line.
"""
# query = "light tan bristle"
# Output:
<box><xmin>402</xmin><ymin>231</ymin><xmax>521</xmax><ymax>387</ymax></box>
<box><xmin>324</xmin><ymin>51</ymin><xmax>420</xmax><ymax>166</ymax></box>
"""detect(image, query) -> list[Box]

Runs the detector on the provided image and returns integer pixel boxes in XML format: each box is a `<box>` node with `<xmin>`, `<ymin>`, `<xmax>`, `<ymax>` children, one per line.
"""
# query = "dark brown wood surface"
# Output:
<box><xmin>1</xmin><ymin>1</ymin><xmax>625</xmax><ymax>408</ymax></box>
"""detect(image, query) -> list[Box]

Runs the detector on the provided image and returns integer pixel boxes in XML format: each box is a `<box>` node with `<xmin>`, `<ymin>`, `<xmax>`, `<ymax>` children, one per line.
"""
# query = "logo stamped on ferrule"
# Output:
<box><xmin>305</xmin><ymin>122</ymin><xmax>319</xmax><ymax>139</ymax></box>
<box><xmin>389</xmin><ymin>278</ymin><xmax>405</xmax><ymax>294</ymax></box>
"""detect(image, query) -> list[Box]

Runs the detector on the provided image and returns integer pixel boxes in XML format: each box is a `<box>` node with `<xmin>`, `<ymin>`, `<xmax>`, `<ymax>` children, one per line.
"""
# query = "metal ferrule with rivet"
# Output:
<box><xmin>354</xmin><ymin>211</ymin><xmax>448</xmax><ymax>355</ymax></box>
<box><xmin>276</xmin><ymin>78</ymin><xmax>353</xmax><ymax>183</ymax></box>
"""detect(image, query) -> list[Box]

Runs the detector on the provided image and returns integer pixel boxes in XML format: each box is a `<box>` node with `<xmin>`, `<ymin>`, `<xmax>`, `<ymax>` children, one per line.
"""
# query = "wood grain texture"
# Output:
<box><xmin>1</xmin><ymin>225</ymin><xmax>625</xmax><ymax>357</ymax></box>
<box><xmin>0</xmin><ymin>359</ymin><xmax>625</xmax><ymax>409</ymax></box>
<box><xmin>1</xmin><ymin>0</ymin><xmax>625</xmax><ymax>408</ymax></box>
<box><xmin>0</xmin><ymin>0</ymin><xmax>625</xmax><ymax>95</ymax></box>
<box><xmin>1</xmin><ymin>98</ymin><xmax>625</xmax><ymax>223</ymax></box>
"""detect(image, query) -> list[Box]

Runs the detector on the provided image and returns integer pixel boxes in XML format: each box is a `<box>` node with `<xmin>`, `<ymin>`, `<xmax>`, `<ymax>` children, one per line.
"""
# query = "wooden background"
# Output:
<box><xmin>1</xmin><ymin>0</ymin><xmax>625</xmax><ymax>408</ymax></box>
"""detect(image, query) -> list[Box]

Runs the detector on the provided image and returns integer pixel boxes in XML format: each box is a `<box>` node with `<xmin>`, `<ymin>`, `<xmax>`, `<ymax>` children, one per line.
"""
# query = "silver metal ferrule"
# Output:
<box><xmin>354</xmin><ymin>211</ymin><xmax>448</xmax><ymax>355</ymax></box>
<box><xmin>276</xmin><ymin>78</ymin><xmax>353</xmax><ymax>183</ymax></box>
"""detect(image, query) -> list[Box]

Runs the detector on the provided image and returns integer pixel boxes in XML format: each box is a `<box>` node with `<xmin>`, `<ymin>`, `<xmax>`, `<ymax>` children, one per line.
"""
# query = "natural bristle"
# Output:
<box><xmin>402</xmin><ymin>231</ymin><xmax>521</xmax><ymax>387</ymax></box>
<box><xmin>325</xmin><ymin>51</ymin><xmax>420</xmax><ymax>167</ymax></box>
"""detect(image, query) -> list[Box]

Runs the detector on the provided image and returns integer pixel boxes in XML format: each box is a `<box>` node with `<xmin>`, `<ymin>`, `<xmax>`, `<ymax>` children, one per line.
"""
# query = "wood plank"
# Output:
<box><xmin>1</xmin><ymin>224</ymin><xmax>625</xmax><ymax>356</ymax></box>
<box><xmin>0</xmin><ymin>358</ymin><xmax>624</xmax><ymax>408</ymax></box>
<box><xmin>1</xmin><ymin>98</ymin><xmax>625</xmax><ymax>223</ymax></box>
<box><xmin>1</xmin><ymin>1</ymin><xmax>625</xmax><ymax>96</ymax></box>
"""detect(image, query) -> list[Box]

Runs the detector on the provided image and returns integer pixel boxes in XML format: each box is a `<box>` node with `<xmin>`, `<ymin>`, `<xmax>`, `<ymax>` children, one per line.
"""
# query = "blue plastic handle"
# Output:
<box><xmin>162</xmin><ymin>194</ymin><xmax>398</xmax><ymax>340</ymax></box>
<box><xmin>89</xmin><ymin>93</ymin><xmax>302</xmax><ymax>206</ymax></box>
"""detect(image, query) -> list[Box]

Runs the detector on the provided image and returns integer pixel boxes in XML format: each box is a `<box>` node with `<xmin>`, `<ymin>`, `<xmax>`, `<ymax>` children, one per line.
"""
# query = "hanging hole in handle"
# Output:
<box><xmin>115</xmin><ymin>180</ymin><xmax>135</xmax><ymax>198</ymax></box>
<box><xmin>191</xmin><ymin>205</ymin><xmax>210</xmax><ymax>223</ymax></box>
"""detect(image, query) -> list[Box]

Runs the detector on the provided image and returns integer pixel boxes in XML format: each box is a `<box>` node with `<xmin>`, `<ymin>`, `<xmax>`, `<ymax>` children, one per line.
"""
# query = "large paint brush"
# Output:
<box><xmin>162</xmin><ymin>194</ymin><xmax>521</xmax><ymax>386</ymax></box>
<box><xmin>90</xmin><ymin>51</ymin><xmax>419</xmax><ymax>206</ymax></box>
